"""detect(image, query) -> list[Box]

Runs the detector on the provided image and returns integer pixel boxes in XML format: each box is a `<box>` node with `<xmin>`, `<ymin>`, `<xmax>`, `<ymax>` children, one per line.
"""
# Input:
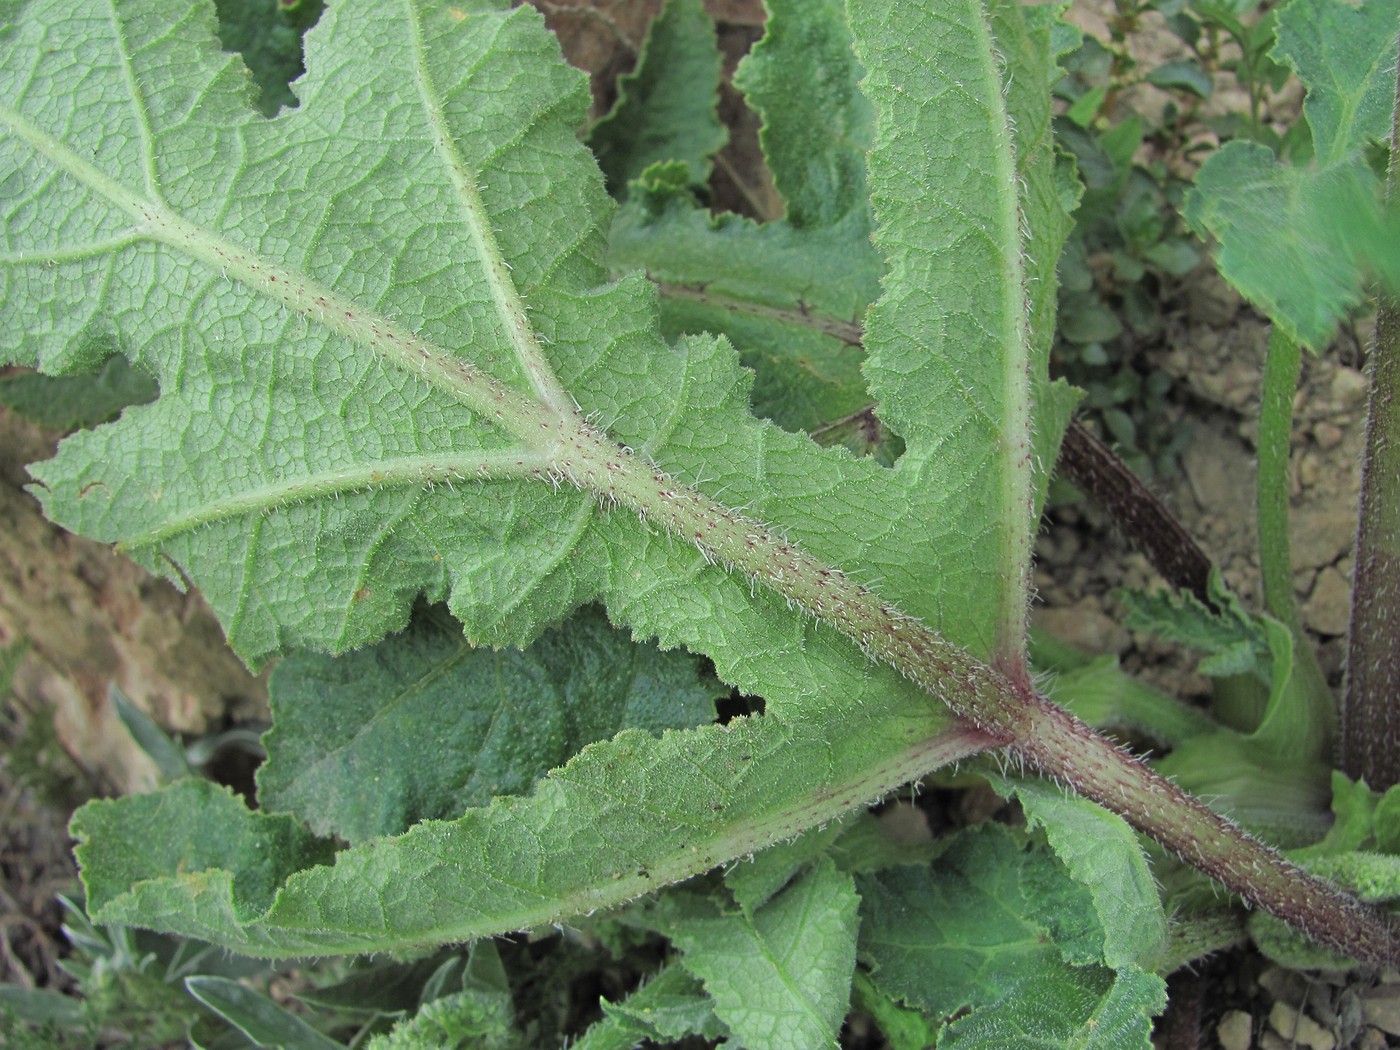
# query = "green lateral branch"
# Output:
<box><xmin>552</xmin><ymin>423</ymin><xmax>1400</xmax><ymax>967</ymax></box>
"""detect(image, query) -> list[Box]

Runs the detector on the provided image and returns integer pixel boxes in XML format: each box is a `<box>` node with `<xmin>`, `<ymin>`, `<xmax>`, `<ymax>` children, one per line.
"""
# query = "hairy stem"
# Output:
<box><xmin>548</xmin><ymin>420</ymin><xmax>1400</xmax><ymax>967</ymax></box>
<box><xmin>1258</xmin><ymin>328</ymin><xmax>1303</xmax><ymax>627</ymax></box>
<box><xmin>1342</xmin><ymin>37</ymin><xmax>1400</xmax><ymax>790</ymax></box>
<box><xmin>1058</xmin><ymin>420</ymin><xmax>1213</xmax><ymax>605</ymax></box>
<box><xmin>1344</xmin><ymin>298</ymin><xmax>1400</xmax><ymax>789</ymax></box>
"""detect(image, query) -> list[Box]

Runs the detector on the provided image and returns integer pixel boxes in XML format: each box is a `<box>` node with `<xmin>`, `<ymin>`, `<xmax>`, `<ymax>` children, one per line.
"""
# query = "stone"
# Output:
<box><xmin>1217</xmin><ymin>1009</ymin><xmax>1254</xmax><ymax>1050</ymax></box>
<box><xmin>1290</xmin><ymin>507</ymin><xmax>1357</xmax><ymax>571</ymax></box>
<box><xmin>1312</xmin><ymin>421</ymin><xmax>1344</xmax><ymax>450</ymax></box>
<box><xmin>1031</xmin><ymin>598</ymin><xmax>1133</xmax><ymax>656</ymax></box>
<box><xmin>1304</xmin><ymin>566</ymin><xmax>1353</xmax><ymax>637</ymax></box>
<box><xmin>1361</xmin><ymin>984</ymin><xmax>1400</xmax><ymax>1036</ymax></box>
<box><xmin>1268</xmin><ymin>1001</ymin><xmax>1335</xmax><ymax>1050</ymax></box>
<box><xmin>1330</xmin><ymin>366</ymin><xmax>1369</xmax><ymax>410</ymax></box>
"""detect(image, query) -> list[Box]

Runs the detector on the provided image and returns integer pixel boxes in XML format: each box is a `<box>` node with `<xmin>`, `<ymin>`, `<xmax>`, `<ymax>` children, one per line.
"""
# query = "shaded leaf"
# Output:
<box><xmin>0</xmin><ymin>356</ymin><xmax>158</xmax><ymax>430</ymax></box>
<box><xmin>857</xmin><ymin>826</ymin><xmax>1164</xmax><ymax>1047</ymax></box>
<box><xmin>989</xmin><ymin>775</ymin><xmax>1167</xmax><ymax>970</ymax></box>
<box><xmin>582</xmin><ymin>963</ymin><xmax>726</xmax><ymax>1048</ymax></box>
<box><xmin>258</xmin><ymin>605</ymin><xmax>720</xmax><ymax>842</ymax></box>
<box><xmin>186</xmin><ymin>975</ymin><xmax>345</xmax><ymax>1050</ymax></box>
<box><xmin>588</xmin><ymin>0</ymin><xmax>726</xmax><ymax>193</ymax></box>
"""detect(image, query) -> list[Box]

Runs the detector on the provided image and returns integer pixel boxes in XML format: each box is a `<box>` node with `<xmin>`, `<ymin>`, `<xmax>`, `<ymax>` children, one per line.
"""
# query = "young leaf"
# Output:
<box><xmin>649</xmin><ymin>857</ymin><xmax>859</xmax><ymax>1050</ymax></box>
<box><xmin>584</xmin><ymin>963</ymin><xmax>725</xmax><ymax>1048</ymax></box>
<box><xmin>364</xmin><ymin>989</ymin><xmax>522</xmax><ymax>1050</ymax></box>
<box><xmin>1183</xmin><ymin>0</ymin><xmax>1400</xmax><ymax>347</ymax></box>
<box><xmin>856</xmin><ymin>826</ymin><xmax>1167</xmax><ymax>1047</ymax></box>
<box><xmin>587</xmin><ymin>0</ymin><xmax>726</xmax><ymax>194</ymax></box>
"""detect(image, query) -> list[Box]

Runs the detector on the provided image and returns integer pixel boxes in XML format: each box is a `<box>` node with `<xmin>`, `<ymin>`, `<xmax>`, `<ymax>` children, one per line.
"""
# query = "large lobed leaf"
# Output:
<box><xmin>5</xmin><ymin>0</ymin><xmax>1073</xmax><ymax>956</ymax></box>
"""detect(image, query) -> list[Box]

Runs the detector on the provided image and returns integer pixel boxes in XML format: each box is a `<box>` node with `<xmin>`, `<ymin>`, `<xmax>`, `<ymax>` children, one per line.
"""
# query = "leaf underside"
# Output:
<box><xmin>5</xmin><ymin>0</ymin><xmax>1079</xmax><ymax>959</ymax></box>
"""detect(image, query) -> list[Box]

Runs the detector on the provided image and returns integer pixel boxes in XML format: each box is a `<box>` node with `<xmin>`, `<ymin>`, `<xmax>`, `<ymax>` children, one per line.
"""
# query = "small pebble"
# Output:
<box><xmin>1304</xmin><ymin>565</ymin><xmax>1353</xmax><ymax>637</ymax></box>
<box><xmin>1330</xmin><ymin>366</ymin><xmax>1368</xmax><ymax>410</ymax></box>
<box><xmin>1312</xmin><ymin>421</ymin><xmax>1344</xmax><ymax>449</ymax></box>
<box><xmin>1217</xmin><ymin>1009</ymin><xmax>1254</xmax><ymax>1050</ymax></box>
<box><xmin>1268</xmin><ymin>1000</ymin><xmax>1335</xmax><ymax>1050</ymax></box>
<box><xmin>1362</xmin><ymin>983</ymin><xmax>1400</xmax><ymax>1036</ymax></box>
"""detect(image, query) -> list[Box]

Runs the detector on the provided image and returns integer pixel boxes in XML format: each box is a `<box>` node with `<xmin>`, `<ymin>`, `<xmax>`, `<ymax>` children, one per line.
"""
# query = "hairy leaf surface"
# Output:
<box><xmin>650</xmin><ymin>859</ymin><xmax>859</xmax><ymax>1050</ymax></box>
<box><xmin>7</xmin><ymin>0</ymin><xmax>1066</xmax><ymax>956</ymax></box>
<box><xmin>587</xmin><ymin>0</ymin><xmax>726</xmax><ymax>194</ymax></box>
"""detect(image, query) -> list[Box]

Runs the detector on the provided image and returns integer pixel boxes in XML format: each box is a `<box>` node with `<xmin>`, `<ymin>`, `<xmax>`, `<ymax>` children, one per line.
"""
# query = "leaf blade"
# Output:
<box><xmin>75</xmin><ymin>706</ymin><xmax>988</xmax><ymax>958</ymax></box>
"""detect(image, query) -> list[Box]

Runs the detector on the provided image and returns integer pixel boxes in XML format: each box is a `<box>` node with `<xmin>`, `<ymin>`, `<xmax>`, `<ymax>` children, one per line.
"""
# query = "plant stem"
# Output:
<box><xmin>1257</xmin><ymin>327</ymin><xmax>1337</xmax><ymax>753</ymax></box>
<box><xmin>1058</xmin><ymin>419</ymin><xmax>1213</xmax><ymax>605</ymax></box>
<box><xmin>1258</xmin><ymin>327</ymin><xmax>1302</xmax><ymax>627</ymax></box>
<box><xmin>1344</xmin><ymin>300</ymin><xmax>1400</xmax><ymax>789</ymax></box>
<box><xmin>1342</xmin><ymin>38</ymin><xmax>1400</xmax><ymax>791</ymax></box>
<box><xmin>554</xmin><ymin>421</ymin><xmax>1400</xmax><ymax>967</ymax></box>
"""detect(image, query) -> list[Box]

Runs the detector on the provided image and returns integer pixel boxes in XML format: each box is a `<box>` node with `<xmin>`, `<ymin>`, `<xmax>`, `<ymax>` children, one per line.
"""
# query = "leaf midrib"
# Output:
<box><xmin>0</xmin><ymin>100</ymin><xmax>569</xmax><ymax>451</ymax></box>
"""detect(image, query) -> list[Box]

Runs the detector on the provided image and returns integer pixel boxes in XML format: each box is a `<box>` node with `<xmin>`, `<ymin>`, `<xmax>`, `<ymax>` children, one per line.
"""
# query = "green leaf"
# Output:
<box><xmin>1274</xmin><ymin>0</ymin><xmax>1400</xmax><ymax>168</ymax></box>
<box><xmin>989</xmin><ymin>776</ymin><xmax>1167</xmax><ymax>970</ymax></box>
<box><xmin>1183</xmin><ymin>0</ymin><xmax>1400</xmax><ymax>347</ymax></box>
<box><xmin>582</xmin><ymin>963</ymin><xmax>725</xmax><ymax>1048</ymax></box>
<box><xmin>1183</xmin><ymin>144</ymin><xmax>1379</xmax><ymax>347</ymax></box>
<box><xmin>294</xmin><ymin>953</ymin><xmax>460</xmax><ymax>1016</ymax></box>
<box><xmin>1117</xmin><ymin>577</ymin><xmax>1274</xmax><ymax>686</ymax></box>
<box><xmin>212</xmin><ymin>0</ymin><xmax>324</xmax><ymax>116</ymax></box>
<box><xmin>654</xmin><ymin>858</ymin><xmax>859</xmax><ymax>1050</ymax></box>
<box><xmin>0</xmin><ymin>356</ymin><xmax>159</xmax><ymax>430</ymax></box>
<box><xmin>0</xmin><ymin>985</ymin><xmax>87</xmax><ymax>1027</ymax></box>
<box><xmin>74</xmin><ymin>701</ymin><xmax>984</xmax><ymax>957</ymax></box>
<box><xmin>849</xmin><ymin>970</ymin><xmax>940</xmax><ymax>1050</ymax></box>
<box><xmin>587</xmin><ymin>0</ymin><xmax>726</xmax><ymax>194</ymax></box>
<box><xmin>1378</xmin><ymin>784</ymin><xmax>1400</xmax><ymax>855</ymax></box>
<box><xmin>1119</xmin><ymin>574</ymin><xmax>1334</xmax><ymax>764</ymax></box>
<box><xmin>75</xmin><ymin>779</ymin><xmax>336</xmax><ymax>921</ymax></box>
<box><xmin>1145</xmin><ymin>59</ymin><xmax>1212</xmax><ymax>98</ymax></box>
<box><xmin>258</xmin><ymin>605</ymin><xmax>720</xmax><ymax>842</ymax></box>
<box><xmin>857</xmin><ymin>826</ymin><xmax>1165</xmax><ymax>1046</ymax></box>
<box><xmin>852</xmin><ymin>0</ymin><xmax>1076</xmax><ymax>661</ymax></box>
<box><xmin>607</xmin><ymin>0</ymin><xmax>885</xmax><ymax>434</ymax></box>
<box><xmin>111</xmin><ymin>684</ymin><xmax>196</xmax><ymax>782</ymax></box>
<box><xmin>1314</xmin><ymin>771</ymin><xmax>1382</xmax><ymax>854</ymax></box>
<box><xmin>722</xmin><ymin>822</ymin><xmax>844</xmax><ymax>916</ymax></box>
<box><xmin>13</xmin><ymin>0</ymin><xmax>1067</xmax><ymax>960</ymax></box>
<box><xmin>185</xmin><ymin>975</ymin><xmax>346</xmax><ymax>1050</ymax></box>
<box><xmin>733</xmin><ymin>0</ymin><xmax>873</xmax><ymax>229</ymax></box>
<box><xmin>938</xmin><ymin>966</ymin><xmax>1167</xmax><ymax>1050</ymax></box>
<box><xmin>364</xmin><ymin>989</ymin><xmax>522</xmax><ymax>1050</ymax></box>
